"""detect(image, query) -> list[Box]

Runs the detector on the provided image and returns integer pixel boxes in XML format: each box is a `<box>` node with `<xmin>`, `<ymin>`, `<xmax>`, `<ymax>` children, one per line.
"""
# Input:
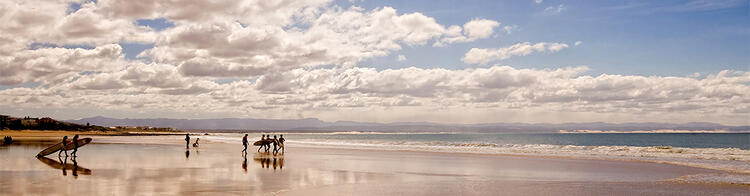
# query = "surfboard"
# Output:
<box><xmin>36</xmin><ymin>156</ymin><xmax>92</xmax><ymax>175</ymax></box>
<box><xmin>36</xmin><ymin>138</ymin><xmax>93</xmax><ymax>157</ymax></box>
<box><xmin>253</xmin><ymin>140</ymin><xmax>264</xmax><ymax>146</ymax></box>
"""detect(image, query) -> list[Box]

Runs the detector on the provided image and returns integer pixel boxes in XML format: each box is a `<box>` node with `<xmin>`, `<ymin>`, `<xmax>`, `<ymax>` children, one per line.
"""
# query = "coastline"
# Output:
<box><xmin>1</xmin><ymin>142</ymin><xmax>747</xmax><ymax>195</ymax></box>
<box><xmin>1</xmin><ymin>132</ymin><xmax>747</xmax><ymax>195</ymax></box>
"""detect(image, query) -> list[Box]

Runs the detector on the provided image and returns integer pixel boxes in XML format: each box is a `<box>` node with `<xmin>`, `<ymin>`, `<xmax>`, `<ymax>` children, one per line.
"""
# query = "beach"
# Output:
<box><xmin>0</xmin><ymin>134</ymin><xmax>748</xmax><ymax>195</ymax></box>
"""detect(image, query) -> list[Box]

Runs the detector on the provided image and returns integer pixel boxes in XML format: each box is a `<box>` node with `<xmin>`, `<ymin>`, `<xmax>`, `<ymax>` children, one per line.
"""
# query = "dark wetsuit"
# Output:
<box><xmin>242</xmin><ymin>136</ymin><xmax>248</xmax><ymax>153</ymax></box>
<box><xmin>72</xmin><ymin>135</ymin><xmax>79</xmax><ymax>156</ymax></box>
<box><xmin>185</xmin><ymin>134</ymin><xmax>190</xmax><ymax>148</ymax></box>
<box><xmin>59</xmin><ymin>137</ymin><xmax>68</xmax><ymax>156</ymax></box>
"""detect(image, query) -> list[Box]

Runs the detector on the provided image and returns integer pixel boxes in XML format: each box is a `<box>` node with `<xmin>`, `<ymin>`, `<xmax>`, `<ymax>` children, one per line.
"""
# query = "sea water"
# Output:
<box><xmin>204</xmin><ymin>132</ymin><xmax>750</xmax><ymax>178</ymax></box>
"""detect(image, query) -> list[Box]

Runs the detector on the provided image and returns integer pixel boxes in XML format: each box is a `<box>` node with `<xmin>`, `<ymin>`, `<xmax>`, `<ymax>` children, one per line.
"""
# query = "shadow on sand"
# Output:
<box><xmin>37</xmin><ymin>156</ymin><xmax>92</xmax><ymax>177</ymax></box>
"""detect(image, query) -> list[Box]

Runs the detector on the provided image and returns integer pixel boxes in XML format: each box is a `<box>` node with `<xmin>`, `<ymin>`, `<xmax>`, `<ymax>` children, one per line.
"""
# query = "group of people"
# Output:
<box><xmin>58</xmin><ymin>135</ymin><xmax>81</xmax><ymax>157</ymax></box>
<box><xmin>184</xmin><ymin>134</ymin><xmax>200</xmax><ymax>148</ymax></box>
<box><xmin>242</xmin><ymin>134</ymin><xmax>285</xmax><ymax>154</ymax></box>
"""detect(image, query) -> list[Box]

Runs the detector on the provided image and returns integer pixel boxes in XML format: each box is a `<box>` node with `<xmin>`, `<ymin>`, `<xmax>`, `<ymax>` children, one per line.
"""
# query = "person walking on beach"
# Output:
<box><xmin>242</xmin><ymin>134</ymin><xmax>248</xmax><ymax>153</ymax></box>
<box><xmin>71</xmin><ymin>135</ymin><xmax>79</xmax><ymax>157</ymax></box>
<box><xmin>272</xmin><ymin>135</ymin><xmax>279</xmax><ymax>154</ymax></box>
<box><xmin>58</xmin><ymin>136</ymin><xmax>68</xmax><ymax>157</ymax></box>
<box><xmin>263</xmin><ymin>134</ymin><xmax>270</xmax><ymax>152</ymax></box>
<box><xmin>258</xmin><ymin>135</ymin><xmax>266</xmax><ymax>152</ymax></box>
<box><xmin>279</xmin><ymin>135</ymin><xmax>285</xmax><ymax>154</ymax></box>
<box><xmin>185</xmin><ymin>134</ymin><xmax>190</xmax><ymax>149</ymax></box>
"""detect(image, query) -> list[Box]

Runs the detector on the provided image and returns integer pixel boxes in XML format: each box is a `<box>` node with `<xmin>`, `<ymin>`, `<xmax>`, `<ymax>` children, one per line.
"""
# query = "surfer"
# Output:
<box><xmin>185</xmin><ymin>134</ymin><xmax>190</xmax><ymax>149</ymax></box>
<box><xmin>242</xmin><ymin>134</ymin><xmax>248</xmax><ymax>153</ymax></box>
<box><xmin>278</xmin><ymin>135</ymin><xmax>285</xmax><ymax>153</ymax></box>
<box><xmin>71</xmin><ymin>135</ymin><xmax>79</xmax><ymax>157</ymax></box>
<box><xmin>192</xmin><ymin>138</ymin><xmax>200</xmax><ymax>147</ymax></box>
<box><xmin>272</xmin><ymin>135</ymin><xmax>278</xmax><ymax>154</ymax></box>
<box><xmin>266</xmin><ymin>135</ymin><xmax>273</xmax><ymax>152</ymax></box>
<box><xmin>258</xmin><ymin>135</ymin><xmax>266</xmax><ymax>152</ymax></box>
<box><xmin>58</xmin><ymin>136</ymin><xmax>68</xmax><ymax>157</ymax></box>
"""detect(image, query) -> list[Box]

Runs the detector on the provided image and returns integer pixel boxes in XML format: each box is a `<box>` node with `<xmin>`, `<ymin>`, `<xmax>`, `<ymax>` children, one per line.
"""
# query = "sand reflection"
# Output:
<box><xmin>253</xmin><ymin>153</ymin><xmax>284</xmax><ymax>170</ymax></box>
<box><xmin>37</xmin><ymin>156</ymin><xmax>92</xmax><ymax>176</ymax></box>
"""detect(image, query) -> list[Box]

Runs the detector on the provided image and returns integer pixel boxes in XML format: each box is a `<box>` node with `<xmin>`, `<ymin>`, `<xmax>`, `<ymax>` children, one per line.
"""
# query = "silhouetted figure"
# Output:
<box><xmin>264</xmin><ymin>134</ymin><xmax>271</xmax><ymax>152</ymax></box>
<box><xmin>185</xmin><ymin>134</ymin><xmax>190</xmax><ymax>149</ymax></box>
<box><xmin>272</xmin><ymin>135</ymin><xmax>278</xmax><ymax>154</ymax></box>
<box><xmin>242</xmin><ymin>134</ymin><xmax>248</xmax><ymax>153</ymax></box>
<box><xmin>257</xmin><ymin>135</ymin><xmax>266</xmax><ymax>152</ymax></box>
<box><xmin>192</xmin><ymin>138</ymin><xmax>200</xmax><ymax>147</ymax></box>
<box><xmin>71</xmin><ymin>135</ymin><xmax>79</xmax><ymax>157</ymax></box>
<box><xmin>279</xmin><ymin>135</ymin><xmax>285</xmax><ymax>154</ymax></box>
<box><xmin>59</xmin><ymin>136</ymin><xmax>68</xmax><ymax>157</ymax></box>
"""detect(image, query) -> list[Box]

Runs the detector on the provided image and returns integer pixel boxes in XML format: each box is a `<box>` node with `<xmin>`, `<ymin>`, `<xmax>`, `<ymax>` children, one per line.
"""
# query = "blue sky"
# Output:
<box><xmin>109</xmin><ymin>0</ymin><xmax>750</xmax><ymax>76</ymax></box>
<box><xmin>345</xmin><ymin>0</ymin><xmax>749</xmax><ymax>75</ymax></box>
<box><xmin>0</xmin><ymin>0</ymin><xmax>748</xmax><ymax>124</ymax></box>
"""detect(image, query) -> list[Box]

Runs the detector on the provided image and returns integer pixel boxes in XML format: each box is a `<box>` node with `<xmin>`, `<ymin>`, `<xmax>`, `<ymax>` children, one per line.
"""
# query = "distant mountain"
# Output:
<box><xmin>67</xmin><ymin>116</ymin><xmax>750</xmax><ymax>133</ymax></box>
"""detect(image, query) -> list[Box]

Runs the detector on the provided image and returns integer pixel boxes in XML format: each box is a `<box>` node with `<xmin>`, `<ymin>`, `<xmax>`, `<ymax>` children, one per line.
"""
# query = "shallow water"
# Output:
<box><xmin>0</xmin><ymin>137</ymin><xmax>747</xmax><ymax>195</ymax></box>
<box><xmin>202</xmin><ymin>133</ymin><xmax>750</xmax><ymax>175</ymax></box>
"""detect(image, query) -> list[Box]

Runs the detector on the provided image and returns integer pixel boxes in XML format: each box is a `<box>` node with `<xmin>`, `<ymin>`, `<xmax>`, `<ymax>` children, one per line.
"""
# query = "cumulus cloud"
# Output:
<box><xmin>575</xmin><ymin>41</ymin><xmax>582</xmax><ymax>46</ymax></box>
<box><xmin>0</xmin><ymin>44</ymin><xmax>126</xmax><ymax>85</ymax></box>
<box><xmin>435</xmin><ymin>19</ymin><xmax>500</xmax><ymax>46</ymax></box>
<box><xmin>463</xmin><ymin>42</ymin><xmax>569</xmax><ymax>65</ymax></box>
<box><xmin>0</xmin><ymin>0</ymin><xmax>747</xmax><ymax>125</ymax></box>
<box><xmin>2</xmin><ymin>66</ymin><xmax>748</xmax><ymax>124</ymax></box>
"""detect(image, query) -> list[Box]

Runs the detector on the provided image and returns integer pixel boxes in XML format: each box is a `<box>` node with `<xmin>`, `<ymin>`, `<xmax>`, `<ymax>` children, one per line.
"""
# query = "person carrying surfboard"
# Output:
<box><xmin>71</xmin><ymin>135</ymin><xmax>79</xmax><ymax>157</ymax></box>
<box><xmin>192</xmin><ymin>138</ymin><xmax>200</xmax><ymax>147</ymax></box>
<box><xmin>272</xmin><ymin>135</ymin><xmax>279</xmax><ymax>154</ymax></box>
<box><xmin>242</xmin><ymin>134</ymin><xmax>248</xmax><ymax>153</ymax></box>
<box><xmin>58</xmin><ymin>136</ymin><xmax>68</xmax><ymax>157</ymax></box>
<box><xmin>278</xmin><ymin>135</ymin><xmax>285</xmax><ymax>153</ymax></box>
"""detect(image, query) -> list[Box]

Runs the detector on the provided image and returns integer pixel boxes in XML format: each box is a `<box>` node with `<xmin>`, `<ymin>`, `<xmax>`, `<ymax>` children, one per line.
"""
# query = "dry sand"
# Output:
<box><xmin>0</xmin><ymin>135</ymin><xmax>747</xmax><ymax>195</ymax></box>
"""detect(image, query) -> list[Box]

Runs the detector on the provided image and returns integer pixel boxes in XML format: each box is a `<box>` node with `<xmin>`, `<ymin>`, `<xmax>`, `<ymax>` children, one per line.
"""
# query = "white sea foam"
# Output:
<box><xmin>284</xmin><ymin>139</ymin><xmax>750</xmax><ymax>173</ymax></box>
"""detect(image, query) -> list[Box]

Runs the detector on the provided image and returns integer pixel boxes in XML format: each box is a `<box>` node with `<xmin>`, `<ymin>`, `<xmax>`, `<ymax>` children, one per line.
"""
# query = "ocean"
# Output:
<box><xmin>204</xmin><ymin>132</ymin><xmax>750</xmax><ymax>177</ymax></box>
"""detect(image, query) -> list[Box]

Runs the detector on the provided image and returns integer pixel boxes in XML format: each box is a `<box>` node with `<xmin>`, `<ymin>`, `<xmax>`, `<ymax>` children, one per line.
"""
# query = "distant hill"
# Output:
<box><xmin>1</xmin><ymin>115</ymin><xmax>109</xmax><ymax>131</ymax></box>
<box><xmin>67</xmin><ymin>116</ymin><xmax>750</xmax><ymax>133</ymax></box>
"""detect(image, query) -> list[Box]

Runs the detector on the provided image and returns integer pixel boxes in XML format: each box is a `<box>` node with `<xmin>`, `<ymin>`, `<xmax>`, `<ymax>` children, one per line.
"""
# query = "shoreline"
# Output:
<box><xmin>4</xmin><ymin>131</ymin><xmax>749</xmax><ymax>176</ymax></box>
<box><xmin>1</xmin><ymin>135</ymin><xmax>748</xmax><ymax>195</ymax></box>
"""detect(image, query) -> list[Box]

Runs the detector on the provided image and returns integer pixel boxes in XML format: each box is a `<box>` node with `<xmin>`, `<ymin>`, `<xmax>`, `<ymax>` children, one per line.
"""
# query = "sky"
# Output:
<box><xmin>0</xmin><ymin>0</ymin><xmax>748</xmax><ymax>125</ymax></box>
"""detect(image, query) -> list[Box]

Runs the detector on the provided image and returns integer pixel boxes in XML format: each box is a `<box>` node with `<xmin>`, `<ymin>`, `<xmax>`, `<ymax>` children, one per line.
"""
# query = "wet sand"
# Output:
<box><xmin>0</xmin><ymin>136</ymin><xmax>747</xmax><ymax>195</ymax></box>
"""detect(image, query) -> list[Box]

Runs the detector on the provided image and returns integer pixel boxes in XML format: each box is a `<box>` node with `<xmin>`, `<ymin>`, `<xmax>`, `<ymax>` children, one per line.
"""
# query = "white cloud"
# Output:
<box><xmin>0</xmin><ymin>44</ymin><xmax>126</xmax><ymax>85</ymax></box>
<box><xmin>435</xmin><ymin>19</ymin><xmax>500</xmax><ymax>46</ymax></box>
<box><xmin>2</xmin><ymin>66</ymin><xmax>748</xmax><ymax>124</ymax></box>
<box><xmin>463</xmin><ymin>42</ymin><xmax>569</xmax><ymax>65</ymax></box>
<box><xmin>535</xmin><ymin>0</ymin><xmax>543</xmax><ymax>4</ymax></box>
<box><xmin>544</xmin><ymin>4</ymin><xmax>566</xmax><ymax>15</ymax></box>
<box><xmin>0</xmin><ymin>0</ymin><xmax>747</xmax><ymax>125</ymax></box>
<box><xmin>502</xmin><ymin>25</ymin><xmax>519</xmax><ymax>34</ymax></box>
<box><xmin>575</xmin><ymin>41</ymin><xmax>583</xmax><ymax>46</ymax></box>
